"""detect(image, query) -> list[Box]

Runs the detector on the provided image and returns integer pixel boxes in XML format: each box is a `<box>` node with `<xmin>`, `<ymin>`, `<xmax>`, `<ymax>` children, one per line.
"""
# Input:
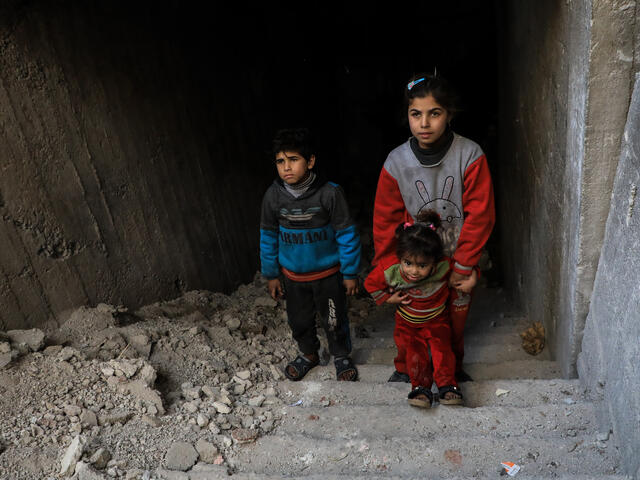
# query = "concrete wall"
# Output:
<box><xmin>0</xmin><ymin>3</ymin><xmax>271</xmax><ymax>329</ymax></box>
<box><xmin>578</xmin><ymin>74</ymin><xmax>640</xmax><ymax>479</ymax></box>
<box><xmin>499</xmin><ymin>0</ymin><xmax>636</xmax><ymax>376</ymax></box>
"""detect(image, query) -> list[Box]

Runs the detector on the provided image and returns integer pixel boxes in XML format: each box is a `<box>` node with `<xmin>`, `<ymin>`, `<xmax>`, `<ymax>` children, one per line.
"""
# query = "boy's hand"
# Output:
<box><xmin>267</xmin><ymin>278</ymin><xmax>283</xmax><ymax>300</ymax></box>
<box><xmin>343</xmin><ymin>278</ymin><xmax>358</xmax><ymax>296</ymax></box>
<box><xmin>385</xmin><ymin>290</ymin><xmax>412</xmax><ymax>305</ymax></box>
<box><xmin>450</xmin><ymin>269</ymin><xmax>478</xmax><ymax>294</ymax></box>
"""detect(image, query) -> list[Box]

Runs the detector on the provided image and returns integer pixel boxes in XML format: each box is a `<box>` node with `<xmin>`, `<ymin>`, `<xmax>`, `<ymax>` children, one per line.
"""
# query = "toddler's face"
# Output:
<box><xmin>408</xmin><ymin>94</ymin><xmax>450</xmax><ymax>148</ymax></box>
<box><xmin>399</xmin><ymin>255</ymin><xmax>435</xmax><ymax>283</ymax></box>
<box><xmin>275</xmin><ymin>150</ymin><xmax>315</xmax><ymax>185</ymax></box>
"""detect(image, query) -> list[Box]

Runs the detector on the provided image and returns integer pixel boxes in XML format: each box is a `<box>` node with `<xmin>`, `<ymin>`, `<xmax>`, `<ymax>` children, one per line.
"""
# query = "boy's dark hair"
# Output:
<box><xmin>395</xmin><ymin>210</ymin><xmax>444</xmax><ymax>262</ymax></box>
<box><xmin>272</xmin><ymin>128</ymin><xmax>315</xmax><ymax>161</ymax></box>
<box><xmin>404</xmin><ymin>73</ymin><xmax>462</xmax><ymax>119</ymax></box>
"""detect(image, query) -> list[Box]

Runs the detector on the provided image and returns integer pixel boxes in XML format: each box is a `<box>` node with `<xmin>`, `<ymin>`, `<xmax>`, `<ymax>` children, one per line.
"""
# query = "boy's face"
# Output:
<box><xmin>275</xmin><ymin>150</ymin><xmax>315</xmax><ymax>185</ymax></box>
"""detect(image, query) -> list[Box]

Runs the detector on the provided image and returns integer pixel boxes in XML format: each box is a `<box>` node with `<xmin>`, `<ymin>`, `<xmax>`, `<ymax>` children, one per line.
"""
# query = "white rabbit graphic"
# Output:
<box><xmin>415</xmin><ymin>176</ymin><xmax>462</xmax><ymax>223</ymax></box>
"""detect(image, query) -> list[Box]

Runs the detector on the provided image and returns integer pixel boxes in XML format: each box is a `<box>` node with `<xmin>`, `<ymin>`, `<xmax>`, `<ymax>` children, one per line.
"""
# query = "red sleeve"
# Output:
<box><xmin>372</xmin><ymin>167</ymin><xmax>411</xmax><ymax>266</ymax></box>
<box><xmin>364</xmin><ymin>262</ymin><xmax>393</xmax><ymax>305</ymax></box>
<box><xmin>453</xmin><ymin>155</ymin><xmax>495</xmax><ymax>275</ymax></box>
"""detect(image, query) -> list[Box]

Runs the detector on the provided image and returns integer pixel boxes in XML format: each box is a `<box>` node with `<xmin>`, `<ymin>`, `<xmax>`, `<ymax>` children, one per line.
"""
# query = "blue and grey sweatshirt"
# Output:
<box><xmin>260</xmin><ymin>175</ymin><xmax>361</xmax><ymax>281</ymax></box>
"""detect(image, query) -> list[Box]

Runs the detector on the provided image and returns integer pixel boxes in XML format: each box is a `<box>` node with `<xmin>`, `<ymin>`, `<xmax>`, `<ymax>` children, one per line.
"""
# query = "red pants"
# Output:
<box><xmin>449</xmin><ymin>289</ymin><xmax>473</xmax><ymax>373</ymax></box>
<box><xmin>393</xmin><ymin>312</ymin><xmax>457</xmax><ymax>389</ymax></box>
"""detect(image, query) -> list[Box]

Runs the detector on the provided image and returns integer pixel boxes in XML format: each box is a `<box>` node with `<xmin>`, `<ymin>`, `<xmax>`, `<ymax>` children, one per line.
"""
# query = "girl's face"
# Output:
<box><xmin>399</xmin><ymin>255</ymin><xmax>435</xmax><ymax>283</ymax></box>
<box><xmin>408</xmin><ymin>94</ymin><xmax>450</xmax><ymax>148</ymax></box>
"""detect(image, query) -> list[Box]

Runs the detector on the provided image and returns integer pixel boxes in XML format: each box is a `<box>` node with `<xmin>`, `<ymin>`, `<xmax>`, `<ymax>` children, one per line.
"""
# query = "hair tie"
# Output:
<box><xmin>426</xmin><ymin>222</ymin><xmax>436</xmax><ymax>231</ymax></box>
<box><xmin>407</xmin><ymin>77</ymin><xmax>425</xmax><ymax>91</ymax></box>
<box><xmin>403</xmin><ymin>222</ymin><xmax>413</xmax><ymax>230</ymax></box>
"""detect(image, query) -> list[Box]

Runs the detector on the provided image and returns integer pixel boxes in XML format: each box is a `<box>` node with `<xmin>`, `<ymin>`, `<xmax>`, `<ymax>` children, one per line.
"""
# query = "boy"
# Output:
<box><xmin>260</xmin><ymin>128</ymin><xmax>361</xmax><ymax>381</ymax></box>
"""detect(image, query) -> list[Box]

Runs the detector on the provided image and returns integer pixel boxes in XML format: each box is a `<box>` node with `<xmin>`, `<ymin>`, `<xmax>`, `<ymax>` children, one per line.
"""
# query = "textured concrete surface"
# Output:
<box><xmin>499</xmin><ymin>0</ymin><xmax>638</xmax><ymax>377</ymax></box>
<box><xmin>226</xmin><ymin>286</ymin><xmax>627</xmax><ymax>479</ymax></box>
<box><xmin>578</xmin><ymin>73</ymin><xmax>640</xmax><ymax>479</ymax></box>
<box><xmin>0</xmin><ymin>3</ymin><xmax>272</xmax><ymax>329</ymax></box>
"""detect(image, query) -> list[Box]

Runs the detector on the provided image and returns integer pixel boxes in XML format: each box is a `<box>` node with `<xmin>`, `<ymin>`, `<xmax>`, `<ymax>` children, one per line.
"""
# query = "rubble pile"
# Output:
<box><xmin>0</xmin><ymin>273</ymin><xmax>376</xmax><ymax>479</ymax></box>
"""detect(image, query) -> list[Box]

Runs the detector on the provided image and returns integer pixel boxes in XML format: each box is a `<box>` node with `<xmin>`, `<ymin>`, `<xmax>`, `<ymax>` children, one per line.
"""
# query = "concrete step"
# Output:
<box><xmin>351</xmin><ymin>339</ymin><xmax>551</xmax><ymax>365</ymax></box>
<box><xmin>302</xmin><ymin>361</ymin><xmax>562</xmax><ymax>383</ymax></box>
<box><xmin>353</xmin><ymin>329</ymin><xmax>528</xmax><ymax>349</ymax></box>
<box><xmin>224</xmin><ymin>474</ymin><xmax>629</xmax><ymax>480</ymax></box>
<box><xmin>229</xmin><ymin>432</ymin><xmax>621</xmax><ymax>478</ymax></box>
<box><xmin>279</xmin><ymin>378</ymin><xmax>585</xmax><ymax>408</ymax></box>
<box><xmin>273</xmin><ymin>402</ymin><xmax>596</xmax><ymax>439</ymax></box>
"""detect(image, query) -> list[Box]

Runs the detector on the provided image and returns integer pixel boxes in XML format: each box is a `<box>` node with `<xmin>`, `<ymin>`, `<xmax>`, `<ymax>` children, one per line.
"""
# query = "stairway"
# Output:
<box><xmin>225</xmin><ymin>286</ymin><xmax>628</xmax><ymax>479</ymax></box>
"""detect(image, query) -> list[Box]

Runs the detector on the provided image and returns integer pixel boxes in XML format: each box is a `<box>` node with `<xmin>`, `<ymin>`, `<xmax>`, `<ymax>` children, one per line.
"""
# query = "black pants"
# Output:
<box><xmin>283</xmin><ymin>273</ymin><xmax>352</xmax><ymax>358</ymax></box>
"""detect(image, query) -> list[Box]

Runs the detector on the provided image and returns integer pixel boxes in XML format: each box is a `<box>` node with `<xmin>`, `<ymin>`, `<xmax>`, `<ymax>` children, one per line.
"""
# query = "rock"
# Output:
<box><xmin>138</xmin><ymin>364</ymin><xmax>157</xmax><ymax>387</ymax></box>
<box><xmin>124</xmin><ymin>381</ymin><xmax>165</xmax><ymax>415</ymax></box>
<box><xmin>181</xmin><ymin>384</ymin><xmax>202</xmax><ymax>400</ymax></box>
<box><xmin>184</xmin><ymin>402</ymin><xmax>198</xmax><ymax>414</ymax></box>
<box><xmin>164</xmin><ymin>441</ymin><xmax>199</xmax><ymax>471</ymax></box>
<box><xmin>248</xmin><ymin>395</ymin><xmax>265</xmax><ymax>407</ymax></box>
<box><xmin>189</xmin><ymin>462</ymin><xmax>228</xmax><ymax>479</ymax></box>
<box><xmin>60</xmin><ymin>435</ymin><xmax>87</xmax><ymax>476</ymax></box>
<box><xmin>154</xmin><ymin>469</ymin><xmax>189</xmax><ymax>480</ymax></box>
<box><xmin>89</xmin><ymin>448</ymin><xmax>112</xmax><ymax>470</ymax></box>
<box><xmin>110</xmin><ymin>360</ymin><xmax>139</xmax><ymax>379</ymax></box>
<box><xmin>597</xmin><ymin>431</ymin><xmax>610</xmax><ymax>441</ymax></box>
<box><xmin>75</xmin><ymin>461</ymin><xmax>108</xmax><ymax>479</ymax></box>
<box><xmin>196</xmin><ymin>414</ymin><xmax>209</xmax><ymax>427</ymax></box>
<box><xmin>98</xmin><ymin>412</ymin><xmax>133</xmax><ymax>426</ymax></box>
<box><xmin>231</xmin><ymin>428</ymin><xmax>259</xmax><ymax>444</ymax></box>
<box><xmin>0</xmin><ymin>352</ymin><xmax>12</xmax><ymax>369</ymax></box>
<box><xmin>100</xmin><ymin>366</ymin><xmax>115</xmax><ymax>377</ymax></box>
<box><xmin>236</xmin><ymin>370</ymin><xmax>251</xmax><ymax>380</ymax></box>
<box><xmin>213</xmin><ymin>402</ymin><xmax>231</xmax><ymax>414</ymax></box>
<box><xmin>254</xmin><ymin>296</ymin><xmax>277</xmax><ymax>308</ymax></box>
<box><xmin>6</xmin><ymin>328</ymin><xmax>45</xmax><ymax>351</ymax></box>
<box><xmin>129</xmin><ymin>334</ymin><xmax>151</xmax><ymax>358</ymax></box>
<box><xmin>201</xmin><ymin>385</ymin><xmax>219</xmax><ymax>398</ymax></box>
<box><xmin>64</xmin><ymin>404</ymin><xmax>83</xmax><ymax>417</ymax></box>
<box><xmin>59</xmin><ymin>347</ymin><xmax>78</xmax><ymax>361</ymax></box>
<box><xmin>80</xmin><ymin>410</ymin><xmax>98</xmax><ymax>427</ymax></box>
<box><xmin>194</xmin><ymin>439</ymin><xmax>219</xmax><ymax>464</ymax></box>
<box><xmin>0</xmin><ymin>342</ymin><xmax>10</xmax><ymax>354</ymax></box>
<box><xmin>224</xmin><ymin>315</ymin><xmax>241</xmax><ymax>331</ymax></box>
<box><xmin>142</xmin><ymin>415</ymin><xmax>162</xmax><ymax>427</ymax></box>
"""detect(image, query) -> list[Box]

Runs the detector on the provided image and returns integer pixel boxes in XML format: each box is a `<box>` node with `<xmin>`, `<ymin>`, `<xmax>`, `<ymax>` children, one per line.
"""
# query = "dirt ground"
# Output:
<box><xmin>0</xmin><ymin>273</ymin><xmax>376</xmax><ymax>479</ymax></box>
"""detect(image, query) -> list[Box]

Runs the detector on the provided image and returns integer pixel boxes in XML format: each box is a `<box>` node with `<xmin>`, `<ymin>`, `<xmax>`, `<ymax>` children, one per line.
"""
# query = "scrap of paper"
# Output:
<box><xmin>501</xmin><ymin>461</ymin><xmax>521</xmax><ymax>476</ymax></box>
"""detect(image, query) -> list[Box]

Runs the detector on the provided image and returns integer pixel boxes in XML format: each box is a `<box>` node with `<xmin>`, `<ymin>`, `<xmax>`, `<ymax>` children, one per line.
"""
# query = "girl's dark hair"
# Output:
<box><xmin>272</xmin><ymin>127</ymin><xmax>315</xmax><ymax>161</ymax></box>
<box><xmin>404</xmin><ymin>72</ymin><xmax>462</xmax><ymax>119</ymax></box>
<box><xmin>394</xmin><ymin>209</ymin><xmax>444</xmax><ymax>262</ymax></box>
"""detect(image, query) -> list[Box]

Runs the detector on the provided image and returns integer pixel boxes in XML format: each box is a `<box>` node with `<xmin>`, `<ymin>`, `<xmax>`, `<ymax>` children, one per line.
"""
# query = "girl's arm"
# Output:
<box><xmin>373</xmin><ymin>167</ymin><xmax>409</xmax><ymax>266</ymax></box>
<box><xmin>453</xmin><ymin>155</ymin><xmax>495</xmax><ymax>276</ymax></box>
<box><xmin>363</xmin><ymin>263</ymin><xmax>393</xmax><ymax>305</ymax></box>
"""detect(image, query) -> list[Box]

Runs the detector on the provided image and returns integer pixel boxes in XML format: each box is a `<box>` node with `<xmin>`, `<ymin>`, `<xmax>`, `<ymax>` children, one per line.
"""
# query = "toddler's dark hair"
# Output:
<box><xmin>395</xmin><ymin>210</ymin><xmax>444</xmax><ymax>262</ymax></box>
<box><xmin>404</xmin><ymin>73</ymin><xmax>462</xmax><ymax>119</ymax></box>
<box><xmin>272</xmin><ymin>127</ymin><xmax>315</xmax><ymax>162</ymax></box>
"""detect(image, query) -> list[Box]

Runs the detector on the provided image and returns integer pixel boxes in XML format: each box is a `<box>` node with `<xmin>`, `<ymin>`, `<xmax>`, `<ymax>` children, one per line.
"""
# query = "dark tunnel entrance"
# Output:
<box><xmin>0</xmin><ymin>1</ymin><xmax>502</xmax><ymax>328</ymax></box>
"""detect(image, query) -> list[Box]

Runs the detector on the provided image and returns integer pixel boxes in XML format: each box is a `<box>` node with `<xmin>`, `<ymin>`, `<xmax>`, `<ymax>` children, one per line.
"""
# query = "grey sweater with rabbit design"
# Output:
<box><xmin>373</xmin><ymin>132</ymin><xmax>495</xmax><ymax>276</ymax></box>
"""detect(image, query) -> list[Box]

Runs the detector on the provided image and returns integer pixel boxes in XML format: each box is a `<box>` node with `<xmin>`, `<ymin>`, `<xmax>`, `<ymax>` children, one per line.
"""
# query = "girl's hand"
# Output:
<box><xmin>450</xmin><ymin>269</ymin><xmax>478</xmax><ymax>294</ymax></box>
<box><xmin>267</xmin><ymin>278</ymin><xmax>284</xmax><ymax>300</ymax></box>
<box><xmin>343</xmin><ymin>278</ymin><xmax>359</xmax><ymax>296</ymax></box>
<box><xmin>385</xmin><ymin>291</ymin><xmax>412</xmax><ymax>305</ymax></box>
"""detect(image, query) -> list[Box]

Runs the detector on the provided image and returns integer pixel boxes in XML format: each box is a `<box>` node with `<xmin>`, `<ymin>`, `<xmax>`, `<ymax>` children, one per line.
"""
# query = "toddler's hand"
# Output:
<box><xmin>343</xmin><ymin>278</ymin><xmax>358</xmax><ymax>296</ymax></box>
<box><xmin>267</xmin><ymin>278</ymin><xmax>283</xmax><ymax>300</ymax></box>
<box><xmin>450</xmin><ymin>269</ymin><xmax>478</xmax><ymax>294</ymax></box>
<box><xmin>385</xmin><ymin>290</ymin><xmax>412</xmax><ymax>305</ymax></box>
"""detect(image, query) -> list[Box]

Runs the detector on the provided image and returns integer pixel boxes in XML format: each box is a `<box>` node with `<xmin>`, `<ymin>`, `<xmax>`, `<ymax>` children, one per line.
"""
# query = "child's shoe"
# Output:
<box><xmin>438</xmin><ymin>385</ymin><xmax>464</xmax><ymax>405</ymax></box>
<box><xmin>408</xmin><ymin>386</ymin><xmax>433</xmax><ymax>409</ymax></box>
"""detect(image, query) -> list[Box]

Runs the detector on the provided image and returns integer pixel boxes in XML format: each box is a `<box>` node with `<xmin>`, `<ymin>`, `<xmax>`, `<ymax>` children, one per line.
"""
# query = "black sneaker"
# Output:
<box><xmin>388</xmin><ymin>370</ymin><xmax>410</xmax><ymax>383</ymax></box>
